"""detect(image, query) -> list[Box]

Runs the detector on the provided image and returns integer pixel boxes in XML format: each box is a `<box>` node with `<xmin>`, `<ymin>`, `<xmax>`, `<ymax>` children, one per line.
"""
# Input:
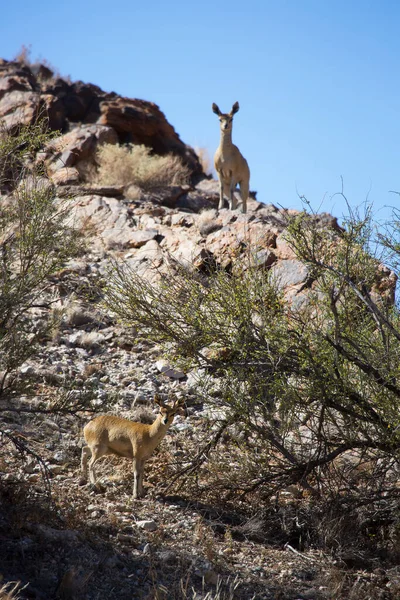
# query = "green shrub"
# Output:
<box><xmin>104</xmin><ymin>204</ymin><xmax>400</xmax><ymax>559</ymax></box>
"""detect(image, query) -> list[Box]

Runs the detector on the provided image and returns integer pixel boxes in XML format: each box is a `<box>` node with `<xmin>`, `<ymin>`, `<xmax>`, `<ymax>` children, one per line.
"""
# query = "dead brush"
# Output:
<box><xmin>182</xmin><ymin>575</ymin><xmax>245</xmax><ymax>600</ymax></box>
<box><xmin>147</xmin><ymin>566</ymin><xmax>244</xmax><ymax>600</ymax></box>
<box><xmin>323</xmin><ymin>566</ymin><xmax>400</xmax><ymax>600</ymax></box>
<box><xmin>0</xmin><ymin>582</ymin><xmax>27</xmax><ymax>600</ymax></box>
<box><xmin>63</xmin><ymin>303</ymin><xmax>99</xmax><ymax>328</ymax></box>
<box><xmin>81</xmin><ymin>363</ymin><xmax>104</xmax><ymax>379</ymax></box>
<box><xmin>193</xmin><ymin>517</ymin><xmax>218</xmax><ymax>563</ymax></box>
<box><xmin>94</xmin><ymin>143</ymin><xmax>190</xmax><ymax>189</ymax></box>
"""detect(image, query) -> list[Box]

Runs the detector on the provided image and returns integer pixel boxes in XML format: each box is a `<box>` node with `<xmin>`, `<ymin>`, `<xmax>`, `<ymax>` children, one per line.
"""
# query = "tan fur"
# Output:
<box><xmin>81</xmin><ymin>395</ymin><xmax>184</xmax><ymax>498</ymax></box>
<box><xmin>212</xmin><ymin>101</ymin><xmax>250</xmax><ymax>213</ymax></box>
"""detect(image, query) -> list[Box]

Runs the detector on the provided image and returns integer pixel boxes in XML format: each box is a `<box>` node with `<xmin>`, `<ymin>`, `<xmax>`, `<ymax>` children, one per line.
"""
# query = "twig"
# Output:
<box><xmin>284</xmin><ymin>543</ymin><xmax>317</xmax><ymax>562</ymax></box>
<box><xmin>163</xmin><ymin>418</ymin><xmax>232</xmax><ymax>493</ymax></box>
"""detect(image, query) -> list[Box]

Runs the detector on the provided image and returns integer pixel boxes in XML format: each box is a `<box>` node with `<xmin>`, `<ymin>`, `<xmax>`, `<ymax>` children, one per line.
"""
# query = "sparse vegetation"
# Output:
<box><xmin>0</xmin><ymin>119</ymin><xmax>103</xmax><ymax>492</ymax></box>
<box><xmin>0</xmin><ymin>120</ymin><xmax>79</xmax><ymax>403</ymax></box>
<box><xmin>2</xmin><ymin>57</ymin><xmax>400</xmax><ymax>598</ymax></box>
<box><xmin>105</xmin><ymin>203</ymin><xmax>400</xmax><ymax>573</ymax></box>
<box><xmin>12</xmin><ymin>44</ymin><xmax>32</xmax><ymax>65</ymax></box>
<box><xmin>95</xmin><ymin>143</ymin><xmax>190</xmax><ymax>189</ymax></box>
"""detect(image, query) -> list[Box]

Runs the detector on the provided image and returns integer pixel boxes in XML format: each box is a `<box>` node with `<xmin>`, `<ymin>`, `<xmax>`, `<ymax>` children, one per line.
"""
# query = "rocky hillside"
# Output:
<box><xmin>1</xmin><ymin>59</ymin><xmax>398</xmax><ymax>600</ymax></box>
<box><xmin>0</xmin><ymin>57</ymin><xmax>355</xmax><ymax>300</ymax></box>
<box><xmin>0</xmin><ymin>56</ymin><xmax>352</xmax><ymax>300</ymax></box>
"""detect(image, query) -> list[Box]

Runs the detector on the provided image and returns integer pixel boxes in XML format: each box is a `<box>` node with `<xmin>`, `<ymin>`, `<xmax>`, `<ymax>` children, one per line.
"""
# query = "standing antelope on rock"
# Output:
<box><xmin>81</xmin><ymin>395</ymin><xmax>185</xmax><ymax>499</ymax></box>
<box><xmin>212</xmin><ymin>101</ymin><xmax>250</xmax><ymax>213</ymax></box>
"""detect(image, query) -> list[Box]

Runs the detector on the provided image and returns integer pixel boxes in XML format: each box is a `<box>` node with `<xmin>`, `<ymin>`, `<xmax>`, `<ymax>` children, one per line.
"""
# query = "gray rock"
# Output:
<box><xmin>20</xmin><ymin>365</ymin><xmax>35</xmax><ymax>375</ymax></box>
<box><xmin>253</xmin><ymin>248</ymin><xmax>276</xmax><ymax>269</ymax></box>
<box><xmin>128</xmin><ymin>229</ymin><xmax>159</xmax><ymax>248</ymax></box>
<box><xmin>136</xmin><ymin>520</ymin><xmax>157</xmax><ymax>531</ymax></box>
<box><xmin>271</xmin><ymin>259</ymin><xmax>309</xmax><ymax>289</ymax></box>
<box><xmin>155</xmin><ymin>360</ymin><xmax>185</xmax><ymax>380</ymax></box>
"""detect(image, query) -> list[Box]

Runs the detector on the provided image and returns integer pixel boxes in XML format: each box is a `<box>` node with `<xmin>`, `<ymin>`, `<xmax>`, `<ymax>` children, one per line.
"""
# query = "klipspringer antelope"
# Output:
<box><xmin>212</xmin><ymin>101</ymin><xmax>250</xmax><ymax>213</ymax></box>
<box><xmin>81</xmin><ymin>395</ymin><xmax>185</xmax><ymax>499</ymax></box>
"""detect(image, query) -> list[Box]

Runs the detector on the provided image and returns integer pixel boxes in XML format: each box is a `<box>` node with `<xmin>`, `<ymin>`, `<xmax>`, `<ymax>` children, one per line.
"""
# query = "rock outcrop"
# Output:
<box><xmin>0</xmin><ymin>58</ymin><xmax>202</xmax><ymax>180</ymax></box>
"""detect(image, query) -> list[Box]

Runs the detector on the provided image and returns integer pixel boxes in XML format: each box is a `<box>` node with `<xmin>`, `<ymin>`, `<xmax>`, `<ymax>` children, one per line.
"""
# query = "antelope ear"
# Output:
<box><xmin>212</xmin><ymin>103</ymin><xmax>221</xmax><ymax>116</ymax></box>
<box><xmin>154</xmin><ymin>394</ymin><xmax>164</xmax><ymax>407</ymax></box>
<box><xmin>230</xmin><ymin>101</ymin><xmax>239</xmax><ymax>115</ymax></box>
<box><xmin>168</xmin><ymin>397</ymin><xmax>181</xmax><ymax>412</ymax></box>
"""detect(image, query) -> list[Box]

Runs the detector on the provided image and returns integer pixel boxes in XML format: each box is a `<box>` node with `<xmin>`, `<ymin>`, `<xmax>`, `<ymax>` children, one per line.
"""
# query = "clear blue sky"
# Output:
<box><xmin>2</xmin><ymin>0</ymin><xmax>400</xmax><ymax>224</ymax></box>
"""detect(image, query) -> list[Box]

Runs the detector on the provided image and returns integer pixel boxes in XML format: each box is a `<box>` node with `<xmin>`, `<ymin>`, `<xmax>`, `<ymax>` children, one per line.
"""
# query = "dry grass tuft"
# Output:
<box><xmin>13</xmin><ymin>45</ymin><xmax>32</xmax><ymax>65</ymax></box>
<box><xmin>77</xmin><ymin>331</ymin><xmax>104</xmax><ymax>349</ymax></box>
<box><xmin>0</xmin><ymin>582</ymin><xmax>26</xmax><ymax>600</ymax></box>
<box><xmin>95</xmin><ymin>144</ymin><xmax>190</xmax><ymax>190</ymax></box>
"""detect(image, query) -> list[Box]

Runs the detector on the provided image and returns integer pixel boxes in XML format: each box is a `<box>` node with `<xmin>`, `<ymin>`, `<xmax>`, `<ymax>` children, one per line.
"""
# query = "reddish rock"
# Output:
<box><xmin>48</xmin><ymin>124</ymin><xmax>118</xmax><ymax>172</ymax></box>
<box><xmin>98</xmin><ymin>97</ymin><xmax>202</xmax><ymax>175</ymax></box>
<box><xmin>40</xmin><ymin>93</ymin><xmax>66</xmax><ymax>130</ymax></box>
<box><xmin>0</xmin><ymin>90</ymin><xmax>39</xmax><ymax>128</ymax></box>
<box><xmin>205</xmin><ymin>228</ymin><xmax>245</xmax><ymax>268</ymax></box>
<box><xmin>64</xmin><ymin>81</ymin><xmax>102</xmax><ymax>122</ymax></box>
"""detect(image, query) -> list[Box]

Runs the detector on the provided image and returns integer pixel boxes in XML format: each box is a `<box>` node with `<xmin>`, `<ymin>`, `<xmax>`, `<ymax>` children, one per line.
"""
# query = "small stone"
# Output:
<box><xmin>155</xmin><ymin>360</ymin><xmax>185</xmax><ymax>379</ymax></box>
<box><xmin>23</xmin><ymin>458</ymin><xmax>36</xmax><ymax>474</ymax></box>
<box><xmin>172</xmin><ymin>422</ymin><xmax>192</xmax><ymax>432</ymax></box>
<box><xmin>156</xmin><ymin>550</ymin><xmax>176</xmax><ymax>564</ymax></box>
<box><xmin>155</xmin><ymin>360</ymin><xmax>168</xmax><ymax>372</ymax></box>
<box><xmin>162</xmin><ymin>368</ymin><xmax>186</xmax><ymax>379</ymax></box>
<box><xmin>131</xmin><ymin>392</ymin><xmax>147</xmax><ymax>406</ymax></box>
<box><xmin>48</xmin><ymin>465</ymin><xmax>63</xmax><ymax>475</ymax></box>
<box><xmin>52</xmin><ymin>451</ymin><xmax>68</xmax><ymax>464</ymax></box>
<box><xmin>128</xmin><ymin>229</ymin><xmax>159</xmax><ymax>248</ymax></box>
<box><xmin>136</xmin><ymin>520</ymin><xmax>157</xmax><ymax>532</ymax></box>
<box><xmin>203</xmin><ymin>570</ymin><xmax>219</xmax><ymax>586</ymax></box>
